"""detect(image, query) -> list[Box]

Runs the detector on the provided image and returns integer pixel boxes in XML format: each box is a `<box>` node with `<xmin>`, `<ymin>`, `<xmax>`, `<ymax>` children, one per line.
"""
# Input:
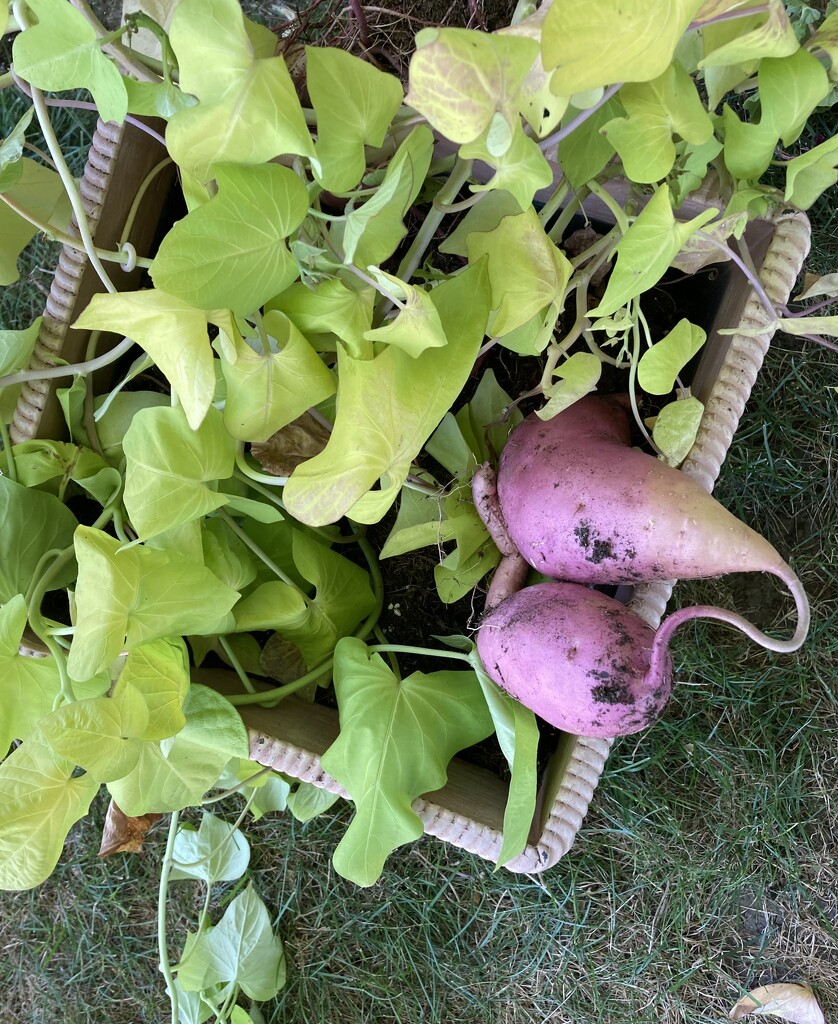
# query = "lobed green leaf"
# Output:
<box><xmin>321</xmin><ymin>637</ymin><xmax>494</xmax><ymax>886</ymax></box>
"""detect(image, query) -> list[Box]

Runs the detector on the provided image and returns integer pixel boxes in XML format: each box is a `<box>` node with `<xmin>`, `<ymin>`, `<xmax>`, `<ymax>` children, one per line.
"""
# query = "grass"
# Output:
<box><xmin>1</xmin><ymin>14</ymin><xmax>837</xmax><ymax>1024</ymax></box>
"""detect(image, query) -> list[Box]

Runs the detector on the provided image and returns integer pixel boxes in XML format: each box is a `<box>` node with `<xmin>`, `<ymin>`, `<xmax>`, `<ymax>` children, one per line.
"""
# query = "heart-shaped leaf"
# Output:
<box><xmin>12</xmin><ymin>0</ymin><xmax>127</xmax><ymax>122</ymax></box>
<box><xmin>151</xmin><ymin>164</ymin><xmax>309</xmax><ymax>315</ymax></box>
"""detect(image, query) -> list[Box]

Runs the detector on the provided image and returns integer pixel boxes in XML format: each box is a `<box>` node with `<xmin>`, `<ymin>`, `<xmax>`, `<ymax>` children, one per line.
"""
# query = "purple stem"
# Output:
<box><xmin>694</xmin><ymin>232</ymin><xmax>778</xmax><ymax>321</ymax></box>
<box><xmin>347</xmin><ymin>0</ymin><xmax>371</xmax><ymax>48</ymax></box>
<box><xmin>648</xmin><ymin>562</ymin><xmax>811</xmax><ymax>688</ymax></box>
<box><xmin>688</xmin><ymin>3</ymin><xmax>770</xmax><ymax>30</ymax></box>
<box><xmin>781</xmin><ymin>295</ymin><xmax>838</xmax><ymax>317</ymax></box>
<box><xmin>795</xmin><ymin>332</ymin><xmax>838</xmax><ymax>353</ymax></box>
<box><xmin>538</xmin><ymin>83</ymin><xmax>623</xmax><ymax>154</ymax></box>
<box><xmin>12</xmin><ymin>72</ymin><xmax>167</xmax><ymax>148</ymax></box>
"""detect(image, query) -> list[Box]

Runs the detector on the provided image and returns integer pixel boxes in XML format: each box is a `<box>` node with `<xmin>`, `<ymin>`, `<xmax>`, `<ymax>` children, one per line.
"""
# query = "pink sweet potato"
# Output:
<box><xmin>477</xmin><ymin>581</ymin><xmax>673</xmax><ymax>737</ymax></box>
<box><xmin>481</xmin><ymin>395</ymin><xmax>809</xmax><ymax>653</ymax></box>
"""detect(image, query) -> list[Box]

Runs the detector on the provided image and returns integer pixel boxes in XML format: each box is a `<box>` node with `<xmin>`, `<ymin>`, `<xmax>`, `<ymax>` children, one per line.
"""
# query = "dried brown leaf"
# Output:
<box><xmin>729</xmin><ymin>983</ymin><xmax>826</xmax><ymax>1024</ymax></box>
<box><xmin>250</xmin><ymin>411</ymin><xmax>331</xmax><ymax>478</ymax></box>
<box><xmin>98</xmin><ymin>799</ymin><xmax>162</xmax><ymax>856</ymax></box>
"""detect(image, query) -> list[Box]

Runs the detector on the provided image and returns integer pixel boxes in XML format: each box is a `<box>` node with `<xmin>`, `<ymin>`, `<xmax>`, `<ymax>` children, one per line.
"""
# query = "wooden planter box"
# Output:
<box><xmin>13</xmin><ymin>117</ymin><xmax>811</xmax><ymax>873</ymax></box>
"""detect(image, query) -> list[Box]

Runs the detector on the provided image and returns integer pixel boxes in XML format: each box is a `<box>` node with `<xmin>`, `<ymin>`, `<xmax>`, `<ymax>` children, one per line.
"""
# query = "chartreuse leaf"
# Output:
<box><xmin>176</xmin><ymin>884</ymin><xmax>286</xmax><ymax>1002</ymax></box>
<box><xmin>170</xmin><ymin>811</ymin><xmax>250</xmax><ymax>883</ymax></box>
<box><xmin>11</xmin><ymin>0</ymin><xmax>128</xmax><ymax>123</ymax></box>
<box><xmin>307</xmin><ymin>47</ymin><xmax>403</xmax><ymax>193</ymax></box>
<box><xmin>558</xmin><ymin>98</ymin><xmax>620</xmax><ymax>190</ymax></box>
<box><xmin>287</xmin><ymin>781</ymin><xmax>339</xmax><ymax>822</ymax></box>
<box><xmin>73</xmin><ymin>290</ymin><xmax>218</xmax><ymax>430</ymax></box>
<box><xmin>321</xmin><ymin>637</ymin><xmax>494</xmax><ymax>886</ymax></box>
<box><xmin>108</xmin><ymin>684</ymin><xmax>247</xmax><ymax>815</ymax></box>
<box><xmin>166</xmin><ymin>0</ymin><xmax>314</xmax><ymax>182</ymax></box>
<box><xmin>93</xmin><ymin>390</ymin><xmax>169</xmax><ymax>462</ymax></box>
<box><xmin>0</xmin><ymin>595</ymin><xmax>61</xmax><ymax>753</ymax></box>
<box><xmin>671</xmin><ymin>135</ymin><xmax>724</xmax><ymax>206</ymax></box>
<box><xmin>217</xmin><ymin>758</ymin><xmax>290</xmax><ymax>820</ymax></box>
<box><xmin>0</xmin><ymin>159</ymin><xmax>71</xmax><ymax>285</ymax></box>
<box><xmin>468</xmin><ymin>645</ymin><xmax>539</xmax><ymax>866</ymax></box>
<box><xmin>0</xmin><ymin>109</ymin><xmax>33</xmax><ymax>190</ymax></box>
<box><xmin>11</xmin><ymin>440</ymin><xmax>112</xmax><ymax>501</ymax></box>
<box><xmin>542</xmin><ymin>0</ymin><xmax>702</xmax><ymax>92</ymax></box>
<box><xmin>809</xmin><ymin>10</ymin><xmax>838</xmax><ymax>81</ymax></box>
<box><xmin>0</xmin><ymin>732</ymin><xmax>100</xmax><ymax>890</ymax></box>
<box><xmin>433</xmin><ymin>487</ymin><xmax>500</xmax><ymax>603</ymax></box>
<box><xmin>362</xmin><ymin>271</ymin><xmax>447</xmax><ymax>357</ymax></box>
<box><xmin>235</xmin><ymin>529</ymin><xmax>376</xmax><ymax>669</ymax></box>
<box><xmin>38</xmin><ymin>688</ymin><xmax>150</xmax><ymax>783</ymax></box>
<box><xmin>218</xmin><ymin>309</ymin><xmax>336</xmax><ymax>442</ymax></box>
<box><xmin>342</xmin><ymin>126</ymin><xmax>434</xmax><ymax>267</ymax></box>
<box><xmin>723</xmin><ymin>49</ymin><xmax>828</xmax><ymax>180</ymax></box>
<box><xmin>495</xmin><ymin>14</ymin><xmax>570</xmax><ymax>137</ymax></box>
<box><xmin>201</xmin><ymin>520</ymin><xmax>258</xmax><ymax>593</ymax></box>
<box><xmin>150</xmin><ymin>164</ymin><xmax>309</xmax><ymax>315</ymax></box>
<box><xmin>638</xmin><ymin>318</ymin><xmax>706</xmax><ymax>394</ymax></box>
<box><xmin>467</xmin><ymin>207</ymin><xmax>571</xmax><ymax>337</ymax></box>
<box><xmin>589</xmin><ymin>186</ymin><xmax>718</xmax><ymax>317</ymax></box>
<box><xmin>0</xmin><ymin>4</ymin><xmax>7</xmax><ymax>36</ymax></box>
<box><xmin>282</xmin><ymin>261</ymin><xmax>490</xmax><ymax>527</ymax></box>
<box><xmin>652</xmin><ymin>396</ymin><xmax>705</xmax><ymax>465</ymax></box>
<box><xmin>112</xmin><ymin>638</ymin><xmax>191</xmax><ymax>741</ymax></box>
<box><xmin>699</xmin><ymin>0</ymin><xmax>797</xmax><ymax>68</ymax></box>
<box><xmin>759</xmin><ymin>48</ymin><xmax>829</xmax><ymax>145</ymax></box>
<box><xmin>380</xmin><ymin>486</ymin><xmax>455</xmax><ymax>561</ymax></box>
<box><xmin>602</xmin><ymin>62</ymin><xmax>713</xmax><ymax>183</ymax></box>
<box><xmin>268</xmin><ymin>277</ymin><xmax>374</xmax><ymax>357</ymax></box>
<box><xmin>405</xmin><ymin>27</ymin><xmax>538</xmax><ymax>145</ymax></box>
<box><xmin>0</xmin><ymin>477</ymin><xmax>78</xmax><ymax>603</ymax></box>
<box><xmin>537</xmin><ymin>352</ymin><xmax>602</xmax><ymax>420</ymax></box>
<box><xmin>459</xmin><ymin>118</ymin><xmax>553</xmax><ymax>209</ymax></box>
<box><xmin>439</xmin><ymin>189</ymin><xmax>521</xmax><ymax>258</ymax></box>
<box><xmin>0</xmin><ymin>317</ymin><xmax>40</xmax><ymax>376</ymax></box>
<box><xmin>122</xmin><ymin>77</ymin><xmax>198</xmax><ymax>119</ymax></box>
<box><xmin>123</xmin><ymin>405</ymin><xmax>236</xmax><ymax>540</ymax></box>
<box><xmin>68</xmin><ymin>527</ymin><xmax>239</xmax><ymax>682</ymax></box>
<box><xmin>784</xmin><ymin>134</ymin><xmax>838</xmax><ymax>210</ymax></box>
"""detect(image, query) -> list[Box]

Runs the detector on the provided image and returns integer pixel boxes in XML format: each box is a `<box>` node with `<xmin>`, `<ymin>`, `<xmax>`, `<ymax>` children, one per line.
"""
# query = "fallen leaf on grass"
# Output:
<box><xmin>729</xmin><ymin>983</ymin><xmax>825</xmax><ymax>1024</ymax></box>
<box><xmin>98</xmin><ymin>799</ymin><xmax>162</xmax><ymax>856</ymax></box>
<box><xmin>251</xmin><ymin>411</ymin><xmax>331</xmax><ymax>477</ymax></box>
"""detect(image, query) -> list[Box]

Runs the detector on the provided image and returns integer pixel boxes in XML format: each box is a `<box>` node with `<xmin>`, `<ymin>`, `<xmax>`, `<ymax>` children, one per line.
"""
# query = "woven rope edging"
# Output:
<box><xmin>10</xmin><ymin>120</ymin><xmax>123</xmax><ymax>445</ymax></box>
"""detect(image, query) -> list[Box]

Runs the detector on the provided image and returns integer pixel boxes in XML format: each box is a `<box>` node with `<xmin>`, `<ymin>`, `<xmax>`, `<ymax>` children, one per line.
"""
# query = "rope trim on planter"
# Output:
<box><xmin>9</xmin><ymin>120</ymin><xmax>123</xmax><ymax>445</ymax></box>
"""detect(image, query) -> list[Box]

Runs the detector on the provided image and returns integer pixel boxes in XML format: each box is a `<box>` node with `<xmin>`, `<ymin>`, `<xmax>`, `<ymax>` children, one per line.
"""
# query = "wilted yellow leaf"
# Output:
<box><xmin>729</xmin><ymin>983</ymin><xmax>825</xmax><ymax>1024</ymax></box>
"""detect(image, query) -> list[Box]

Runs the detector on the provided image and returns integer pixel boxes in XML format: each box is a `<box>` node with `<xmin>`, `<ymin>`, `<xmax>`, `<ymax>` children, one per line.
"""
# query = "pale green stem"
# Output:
<box><xmin>118</xmin><ymin>157</ymin><xmax>174</xmax><ymax>248</ymax></box>
<box><xmin>629</xmin><ymin>299</ymin><xmax>657</xmax><ymax>451</ymax></box>
<box><xmin>547</xmin><ymin>187</ymin><xmax>587</xmax><ymax>242</ymax></box>
<box><xmin>0</xmin><ymin>418</ymin><xmax>17</xmax><ymax>482</ymax></box>
<box><xmin>0</xmin><ymin>335</ymin><xmax>135</xmax><ymax>391</ymax></box>
<box><xmin>225</xmin><ymin>661</ymin><xmax>333</xmax><ymax>706</ymax></box>
<box><xmin>368</xmin><ymin>644</ymin><xmax>471</xmax><ymax>663</ymax></box>
<box><xmin>0</xmin><ymin>192</ymin><xmax>153</xmax><ymax>269</ymax></box>
<box><xmin>586</xmin><ymin>179</ymin><xmax>630</xmax><ymax>235</ymax></box>
<box><xmin>385</xmin><ymin>158</ymin><xmax>474</xmax><ymax>308</ymax></box>
<box><xmin>537</xmin><ymin>178</ymin><xmax>570</xmax><ymax>227</ymax></box>
<box><xmin>158</xmin><ymin>810</ymin><xmax>181</xmax><ymax>1024</ymax></box>
<box><xmin>234</xmin><ymin>447</ymin><xmax>288</xmax><ymax>488</ymax></box>
<box><xmin>201</xmin><ymin>768</ymin><xmax>274</xmax><ymax>805</ymax></box>
<box><xmin>217</xmin><ymin>509</ymin><xmax>309</xmax><ymax>600</ymax></box>
<box><xmin>219</xmin><ymin>635</ymin><xmax>256</xmax><ymax>694</ymax></box>
<box><xmin>14</xmin><ymin>0</ymin><xmax>118</xmax><ymax>293</ymax></box>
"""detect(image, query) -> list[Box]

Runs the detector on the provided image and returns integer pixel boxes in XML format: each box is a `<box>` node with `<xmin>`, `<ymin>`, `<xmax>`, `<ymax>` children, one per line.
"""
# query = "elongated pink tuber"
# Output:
<box><xmin>476</xmin><ymin>395</ymin><xmax>809</xmax><ymax>654</ymax></box>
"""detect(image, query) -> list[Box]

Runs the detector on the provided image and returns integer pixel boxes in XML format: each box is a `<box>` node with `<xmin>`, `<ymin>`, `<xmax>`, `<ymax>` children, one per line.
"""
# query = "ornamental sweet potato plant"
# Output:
<box><xmin>1</xmin><ymin>0</ymin><xmax>837</xmax><ymax>1015</ymax></box>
